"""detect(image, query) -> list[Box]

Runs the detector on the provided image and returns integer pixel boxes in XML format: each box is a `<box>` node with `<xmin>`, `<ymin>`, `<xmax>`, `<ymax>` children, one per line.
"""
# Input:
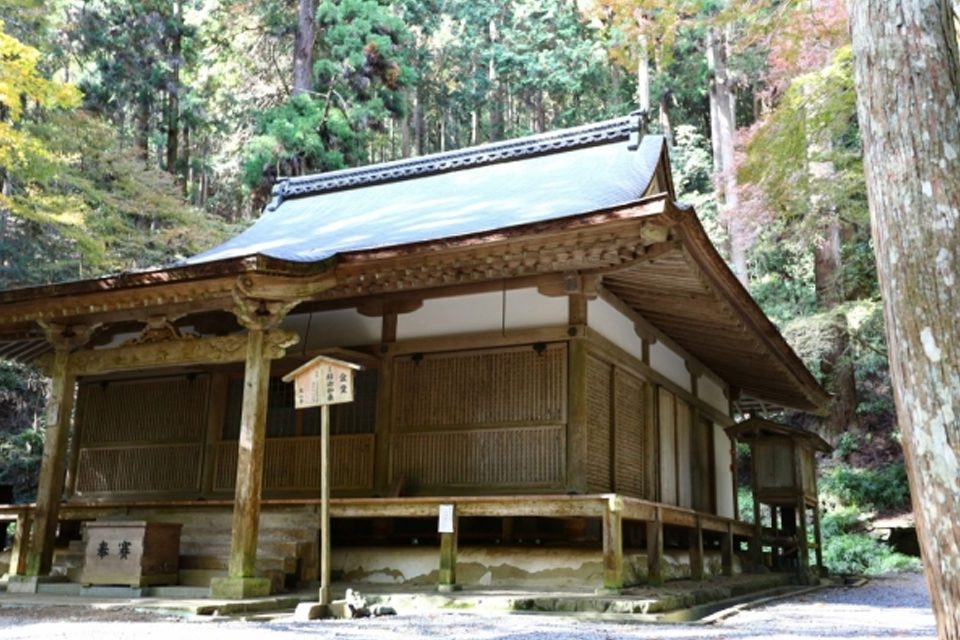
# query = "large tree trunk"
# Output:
<box><xmin>707</xmin><ymin>27</ymin><xmax>747</xmax><ymax>284</ymax></box>
<box><xmin>636</xmin><ymin>32</ymin><xmax>650</xmax><ymax>112</ymax></box>
<box><xmin>292</xmin><ymin>0</ymin><xmax>317</xmax><ymax>95</ymax></box>
<box><xmin>488</xmin><ymin>17</ymin><xmax>505</xmax><ymax>142</ymax></box>
<box><xmin>165</xmin><ymin>1</ymin><xmax>182</xmax><ymax>175</ymax></box>
<box><xmin>808</xmin><ymin>102</ymin><xmax>858</xmax><ymax>441</ymax></box>
<box><xmin>848</xmin><ymin>2</ymin><xmax>960</xmax><ymax>638</ymax></box>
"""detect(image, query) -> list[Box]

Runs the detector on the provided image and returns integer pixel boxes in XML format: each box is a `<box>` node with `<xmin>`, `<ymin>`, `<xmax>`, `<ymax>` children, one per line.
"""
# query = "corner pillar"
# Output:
<box><xmin>21</xmin><ymin>323</ymin><xmax>92</xmax><ymax>581</ymax></box>
<box><xmin>646</xmin><ymin>507</ymin><xmax>664</xmax><ymax>586</ymax></box>
<box><xmin>601</xmin><ymin>496</ymin><xmax>623</xmax><ymax>592</ymax></box>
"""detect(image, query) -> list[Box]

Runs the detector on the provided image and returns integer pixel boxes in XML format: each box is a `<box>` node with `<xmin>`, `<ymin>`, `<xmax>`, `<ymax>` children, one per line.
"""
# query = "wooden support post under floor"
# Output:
<box><xmin>646</xmin><ymin>508</ymin><xmax>664</xmax><ymax>586</ymax></box>
<box><xmin>7</xmin><ymin>513</ymin><xmax>31</xmax><ymax>578</ymax></box>
<box><xmin>813</xmin><ymin>501</ymin><xmax>824</xmax><ymax>576</ymax></box>
<box><xmin>688</xmin><ymin>516</ymin><xmax>704</xmax><ymax>580</ymax></box>
<box><xmin>796</xmin><ymin>499</ymin><xmax>811</xmax><ymax>584</ymax></box>
<box><xmin>721</xmin><ymin>522</ymin><xmax>734</xmax><ymax>577</ymax></box>
<box><xmin>211</xmin><ymin>327</ymin><xmax>274</xmax><ymax>598</ymax></box>
<box><xmin>602</xmin><ymin>497</ymin><xmax>624</xmax><ymax>592</ymax></box>
<box><xmin>437</xmin><ymin>506</ymin><xmax>459</xmax><ymax>592</ymax></box>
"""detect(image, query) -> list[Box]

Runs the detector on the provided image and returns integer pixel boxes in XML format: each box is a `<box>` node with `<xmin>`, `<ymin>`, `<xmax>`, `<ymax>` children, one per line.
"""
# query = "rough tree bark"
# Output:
<box><xmin>807</xmin><ymin>101</ymin><xmax>858</xmax><ymax>441</ymax></box>
<box><xmin>292</xmin><ymin>0</ymin><xmax>317</xmax><ymax>95</ymax></box>
<box><xmin>848</xmin><ymin>2</ymin><xmax>960</xmax><ymax>637</ymax></box>
<box><xmin>707</xmin><ymin>27</ymin><xmax>748</xmax><ymax>285</ymax></box>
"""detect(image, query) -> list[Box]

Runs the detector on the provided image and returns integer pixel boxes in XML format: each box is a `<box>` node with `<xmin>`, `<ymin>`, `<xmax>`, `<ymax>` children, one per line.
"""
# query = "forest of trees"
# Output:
<box><xmin>2</xmin><ymin>0</ymin><xmax>956</xmax><ymax>623</ymax></box>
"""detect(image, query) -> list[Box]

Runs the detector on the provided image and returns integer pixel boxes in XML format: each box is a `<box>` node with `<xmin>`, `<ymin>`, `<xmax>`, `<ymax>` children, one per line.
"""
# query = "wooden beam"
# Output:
<box><xmin>46</xmin><ymin>330</ymin><xmax>298</xmax><ymax>377</ymax></box>
<box><xmin>602</xmin><ymin>496</ymin><xmax>624</xmax><ymax>591</ymax></box>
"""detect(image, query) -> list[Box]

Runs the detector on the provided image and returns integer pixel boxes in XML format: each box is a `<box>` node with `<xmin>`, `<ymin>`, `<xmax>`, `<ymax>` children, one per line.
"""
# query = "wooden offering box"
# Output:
<box><xmin>80</xmin><ymin>521</ymin><xmax>181</xmax><ymax>587</ymax></box>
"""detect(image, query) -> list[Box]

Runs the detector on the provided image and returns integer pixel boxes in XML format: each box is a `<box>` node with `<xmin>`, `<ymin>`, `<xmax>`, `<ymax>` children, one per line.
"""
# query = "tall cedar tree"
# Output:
<box><xmin>848</xmin><ymin>2</ymin><xmax>960</xmax><ymax>637</ymax></box>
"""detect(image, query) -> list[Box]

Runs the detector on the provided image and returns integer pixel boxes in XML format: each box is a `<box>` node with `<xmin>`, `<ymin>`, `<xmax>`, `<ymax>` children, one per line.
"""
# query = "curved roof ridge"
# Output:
<box><xmin>267</xmin><ymin>113</ymin><xmax>646</xmax><ymax>209</ymax></box>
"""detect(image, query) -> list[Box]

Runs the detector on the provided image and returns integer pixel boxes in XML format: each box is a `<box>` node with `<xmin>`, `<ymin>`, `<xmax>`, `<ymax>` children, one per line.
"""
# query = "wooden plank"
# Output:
<box><xmin>602</xmin><ymin>497</ymin><xmax>624</xmax><ymax>590</ymax></box>
<box><xmin>389</xmin><ymin>327</ymin><xmax>570</xmax><ymax>357</ymax></box>
<box><xmin>25</xmin><ymin>347</ymin><xmax>75</xmax><ymax>576</ymax></box>
<box><xmin>566</xmin><ymin>337</ymin><xmax>590</xmax><ymax>493</ymax></box>
<box><xmin>646</xmin><ymin>509</ymin><xmax>664</xmax><ymax>586</ymax></box>
<box><xmin>813</xmin><ymin>503</ymin><xmax>824</xmax><ymax>576</ymax></box>
<box><xmin>227</xmin><ymin>328</ymin><xmax>272</xmax><ymax>579</ymax></box>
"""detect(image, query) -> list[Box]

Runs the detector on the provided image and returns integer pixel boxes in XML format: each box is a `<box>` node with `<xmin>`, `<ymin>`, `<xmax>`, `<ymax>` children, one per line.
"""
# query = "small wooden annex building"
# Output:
<box><xmin>0</xmin><ymin>114</ymin><xmax>829</xmax><ymax>597</ymax></box>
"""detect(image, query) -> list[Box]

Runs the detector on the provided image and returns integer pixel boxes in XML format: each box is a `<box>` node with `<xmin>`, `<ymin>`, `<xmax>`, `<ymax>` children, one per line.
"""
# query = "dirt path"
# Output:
<box><xmin>0</xmin><ymin>573</ymin><xmax>936</xmax><ymax>639</ymax></box>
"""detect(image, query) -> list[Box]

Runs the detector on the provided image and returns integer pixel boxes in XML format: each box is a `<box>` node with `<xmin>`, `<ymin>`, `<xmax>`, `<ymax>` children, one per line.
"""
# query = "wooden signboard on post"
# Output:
<box><xmin>283</xmin><ymin>355</ymin><xmax>362</xmax><ymax>607</ymax></box>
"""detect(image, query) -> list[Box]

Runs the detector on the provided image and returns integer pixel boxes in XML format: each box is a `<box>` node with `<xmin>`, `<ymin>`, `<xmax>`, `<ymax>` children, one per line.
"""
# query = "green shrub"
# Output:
<box><xmin>737</xmin><ymin>487</ymin><xmax>754</xmax><ymax>523</ymax></box>
<box><xmin>822</xmin><ymin>533</ymin><xmax>920</xmax><ymax>575</ymax></box>
<box><xmin>820</xmin><ymin>506</ymin><xmax>863</xmax><ymax>538</ymax></box>
<box><xmin>820</xmin><ymin>462</ymin><xmax>911</xmax><ymax>512</ymax></box>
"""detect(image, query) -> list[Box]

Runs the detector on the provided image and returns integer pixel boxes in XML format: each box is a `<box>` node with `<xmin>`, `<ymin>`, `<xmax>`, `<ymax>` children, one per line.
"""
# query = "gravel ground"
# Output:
<box><xmin>0</xmin><ymin>572</ymin><xmax>936</xmax><ymax>640</ymax></box>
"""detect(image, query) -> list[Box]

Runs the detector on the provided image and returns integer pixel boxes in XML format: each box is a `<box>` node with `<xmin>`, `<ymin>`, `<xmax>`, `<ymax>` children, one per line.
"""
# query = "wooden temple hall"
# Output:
<box><xmin>0</xmin><ymin>114</ymin><xmax>831</xmax><ymax>598</ymax></box>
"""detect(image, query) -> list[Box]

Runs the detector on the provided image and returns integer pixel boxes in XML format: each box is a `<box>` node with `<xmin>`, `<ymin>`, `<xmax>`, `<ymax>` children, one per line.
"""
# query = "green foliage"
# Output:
<box><xmin>737</xmin><ymin>486</ymin><xmax>754</xmax><ymax>523</ymax></box>
<box><xmin>822</xmin><ymin>533</ymin><xmax>918</xmax><ymax>576</ymax></box>
<box><xmin>820</xmin><ymin>462</ymin><xmax>911</xmax><ymax>513</ymax></box>
<box><xmin>0</xmin><ymin>360</ymin><xmax>46</xmax><ymax>503</ymax></box>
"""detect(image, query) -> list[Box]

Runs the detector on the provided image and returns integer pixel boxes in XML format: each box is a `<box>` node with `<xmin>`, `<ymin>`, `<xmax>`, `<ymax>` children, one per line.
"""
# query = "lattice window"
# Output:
<box><xmin>393</xmin><ymin>344</ymin><xmax>566</xmax><ymax>430</ymax></box>
<box><xmin>223</xmin><ymin>369</ymin><xmax>378</xmax><ymax>439</ymax></box>
<box><xmin>77</xmin><ymin>375</ymin><xmax>208</xmax><ymax>445</ymax></box>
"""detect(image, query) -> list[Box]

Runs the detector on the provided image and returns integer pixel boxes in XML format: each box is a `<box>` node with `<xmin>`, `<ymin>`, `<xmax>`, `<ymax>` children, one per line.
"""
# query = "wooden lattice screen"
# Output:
<box><xmin>613</xmin><ymin>369</ymin><xmax>644</xmax><ymax>497</ymax></box>
<box><xmin>74</xmin><ymin>375</ymin><xmax>209</xmax><ymax>495</ymax></box>
<box><xmin>586</xmin><ymin>355</ymin><xmax>612</xmax><ymax>492</ymax></box>
<box><xmin>390</xmin><ymin>344</ymin><xmax>567</xmax><ymax>491</ymax></box>
<box><xmin>213</xmin><ymin>435</ymin><xmax>374</xmax><ymax>493</ymax></box>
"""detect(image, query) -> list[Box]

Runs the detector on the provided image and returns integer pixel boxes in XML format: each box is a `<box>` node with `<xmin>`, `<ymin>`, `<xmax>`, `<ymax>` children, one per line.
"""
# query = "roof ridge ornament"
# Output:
<box><xmin>627</xmin><ymin>110</ymin><xmax>650</xmax><ymax>151</ymax></box>
<box><xmin>264</xmin><ymin>115</ymin><xmax>642</xmax><ymax>211</ymax></box>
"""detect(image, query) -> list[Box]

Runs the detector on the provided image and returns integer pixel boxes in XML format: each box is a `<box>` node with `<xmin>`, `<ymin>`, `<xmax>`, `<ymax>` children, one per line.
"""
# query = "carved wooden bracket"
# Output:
<box><xmin>37</xmin><ymin>321</ymin><xmax>99</xmax><ymax>352</ymax></box>
<box><xmin>123</xmin><ymin>314</ymin><xmax>197</xmax><ymax>346</ymax></box>
<box><xmin>232</xmin><ymin>278</ymin><xmax>302</xmax><ymax>331</ymax></box>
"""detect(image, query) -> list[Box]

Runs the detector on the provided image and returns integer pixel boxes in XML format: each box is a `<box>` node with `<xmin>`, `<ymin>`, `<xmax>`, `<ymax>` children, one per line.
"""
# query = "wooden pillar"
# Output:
<box><xmin>373</xmin><ymin>312</ymin><xmax>396</xmax><ymax>496</ymax></box>
<box><xmin>319</xmin><ymin>404</ymin><xmax>332</xmax><ymax>604</ymax></box>
<box><xmin>688</xmin><ymin>516</ymin><xmax>704</xmax><ymax>580</ymax></box>
<box><xmin>566</xmin><ymin>334</ymin><xmax>589</xmax><ymax>493</ymax></box>
<box><xmin>796</xmin><ymin>500</ymin><xmax>810</xmax><ymax>582</ymax></box>
<box><xmin>438</xmin><ymin>506</ymin><xmax>459</xmax><ymax>592</ymax></box>
<box><xmin>721</xmin><ymin>521</ymin><xmax>734</xmax><ymax>577</ymax></box>
<box><xmin>646</xmin><ymin>507</ymin><xmax>664</xmax><ymax>586</ymax></box>
<box><xmin>750</xmin><ymin>444</ymin><xmax>763</xmax><ymax>572</ymax></box>
<box><xmin>210</xmin><ymin>297</ymin><xmax>298</xmax><ymax>599</ymax></box>
<box><xmin>24</xmin><ymin>325</ymin><xmax>84</xmax><ymax>579</ymax></box>
<box><xmin>602</xmin><ymin>497</ymin><xmax>623</xmax><ymax>591</ymax></box>
<box><xmin>813</xmin><ymin>501</ymin><xmax>824</xmax><ymax>577</ymax></box>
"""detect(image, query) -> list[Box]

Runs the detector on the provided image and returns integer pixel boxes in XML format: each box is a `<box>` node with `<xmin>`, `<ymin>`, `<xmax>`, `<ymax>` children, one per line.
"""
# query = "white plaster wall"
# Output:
<box><xmin>649</xmin><ymin>341</ymin><xmax>691</xmax><ymax>392</ymax></box>
<box><xmin>397</xmin><ymin>291</ymin><xmax>504</xmax><ymax>339</ymax></box>
<box><xmin>397</xmin><ymin>289</ymin><xmax>566</xmax><ymax>340</ymax></box>
<box><xmin>698</xmin><ymin>375</ymin><xmax>729</xmax><ymax>415</ymax></box>
<box><xmin>587</xmin><ymin>297</ymin><xmax>644</xmax><ymax>361</ymax></box>
<box><xmin>714</xmin><ymin>423</ymin><xmax>735</xmax><ymax>518</ymax></box>
<box><xmin>504</xmin><ymin>288</ymin><xmax>567</xmax><ymax>330</ymax></box>
<box><xmin>286</xmin><ymin>308</ymin><xmax>382</xmax><ymax>350</ymax></box>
